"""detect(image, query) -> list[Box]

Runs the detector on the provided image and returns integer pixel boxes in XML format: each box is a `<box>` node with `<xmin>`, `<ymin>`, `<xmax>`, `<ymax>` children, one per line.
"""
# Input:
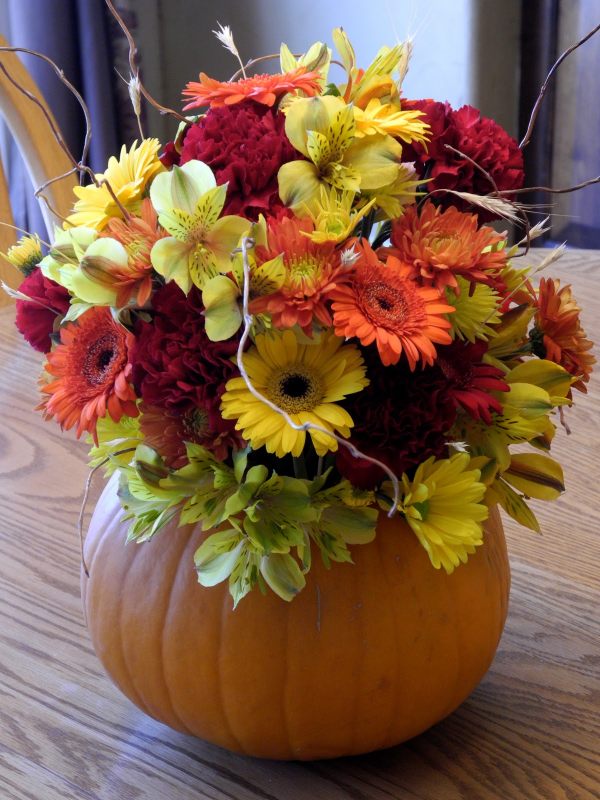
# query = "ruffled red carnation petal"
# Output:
<box><xmin>15</xmin><ymin>269</ymin><xmax>70</xmax><ymax>352</ymax></box>
<box><xmin>177</xmin><ymin>101</ymin><xmax>301</xmax><ymax>220</ymax></box>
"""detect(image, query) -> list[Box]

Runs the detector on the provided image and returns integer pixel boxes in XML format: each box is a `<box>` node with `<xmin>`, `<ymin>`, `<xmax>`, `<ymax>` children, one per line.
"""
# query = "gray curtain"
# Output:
<box><xmin>4</xmin><ymin>0</ymin><xmax>141</xmax><ymax>234</ymax></box>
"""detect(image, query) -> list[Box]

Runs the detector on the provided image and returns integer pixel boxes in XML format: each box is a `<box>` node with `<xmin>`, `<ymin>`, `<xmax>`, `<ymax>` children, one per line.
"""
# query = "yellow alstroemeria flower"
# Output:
<box><xmin>367</xmin><ymin>163</ymin><xmax>423</xmax><ymax>219</ymax></box>
<box><xmin>297</xmin><ymin>185</ymin><xmax>375</xmax><ymax>244</ymax></box>
<box><xmin>65</xmin><ymin>139</ymin><xmax>164</xmax><ymax>230</ymax></box>
<box><xmin>150</xmin><ymin>160</ymin><xmax>250</xmax><ymax>293</ymax></box>
<box><xmin>279</xmin><ymin>95</ymin><xmax>403</xmax><ymax>211</ymax></box>
<box><xmin>280</xmin><ymin>40</ymin><xmax>331</xmax><ymax>87</ymax></box>
<box><xmin>353</xmin><ymin>98</ymin><xmax>429</xmax><ymax>144</ymax></box>
<box><xmin>333</xmin><ymin>27</ymin><xmax>408</xmax><ymax>108</ymax></box>
<box><xmin>202</xmin><ymin>252</ymin><xmax>285</xmax><ymax>341</ymax></box>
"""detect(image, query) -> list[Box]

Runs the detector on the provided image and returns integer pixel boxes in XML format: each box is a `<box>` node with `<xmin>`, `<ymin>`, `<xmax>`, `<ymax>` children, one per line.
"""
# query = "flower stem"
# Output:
<box><xmin>293</xmin><ymin>455</ymin><xmax>307</xmax><ymax>479</ymax></box>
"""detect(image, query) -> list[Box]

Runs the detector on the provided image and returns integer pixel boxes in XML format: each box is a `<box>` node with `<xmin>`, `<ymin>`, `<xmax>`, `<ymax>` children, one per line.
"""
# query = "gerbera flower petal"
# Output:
<box><xmin>40</xmin><ymin>307</ymin><xmax>138</xmax><ymax>443</ymax></box>
<box><xmin>182</xmin><ymin>67</ymin><xmax>321</xmax><ymax>110</ymax></box>
<box><xmin>221</xmin><ymin>329</ymin><xmax>368</xmax><ymax>458</ymax></box>
<box><xmin>330</xmin><ymin>243</ymin><xmax>453</xmax><ymax>369</ymax></box>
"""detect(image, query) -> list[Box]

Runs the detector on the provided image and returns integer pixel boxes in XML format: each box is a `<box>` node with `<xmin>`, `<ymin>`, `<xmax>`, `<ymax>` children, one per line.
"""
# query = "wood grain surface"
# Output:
<box><xmin>0</xmin><ymin>249</ymin><xmax>598</xmax><ymax>799</ymax></box>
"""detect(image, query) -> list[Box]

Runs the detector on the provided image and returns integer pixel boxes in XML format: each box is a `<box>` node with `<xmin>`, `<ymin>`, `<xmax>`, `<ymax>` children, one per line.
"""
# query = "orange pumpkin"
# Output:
<box><xmin>82</xmin><ymin>477</ymin><xmax>510</xmax><ymax>760</ymax></box>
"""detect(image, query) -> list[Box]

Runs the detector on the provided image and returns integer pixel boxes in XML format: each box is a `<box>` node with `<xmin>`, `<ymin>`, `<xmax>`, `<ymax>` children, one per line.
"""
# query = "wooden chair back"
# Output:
<box><xmin>0</xmin><ymin>35</ymin><xmax>77</xmax><ymax>307</ymax></box>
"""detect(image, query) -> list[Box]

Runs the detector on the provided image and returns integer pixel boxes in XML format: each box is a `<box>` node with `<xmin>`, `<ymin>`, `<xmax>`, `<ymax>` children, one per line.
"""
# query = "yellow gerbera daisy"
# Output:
<box><xmin>400</xmin><ymin>453</ymin><xmax>488</xmax><ymax>573</ymax></box>
<box><xmin>220</xmin><ymin>329</ymin><xmax>368</xmax><ymax>457</ymax></box>
<box><xmin>65</xmin><ymin>139</ymin><xmax>164</xmax><ymax>230</ymax></box>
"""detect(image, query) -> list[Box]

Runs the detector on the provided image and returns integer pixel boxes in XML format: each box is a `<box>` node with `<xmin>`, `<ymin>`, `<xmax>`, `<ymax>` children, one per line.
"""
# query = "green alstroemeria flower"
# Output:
<box><xmin>39</xmin><ymin>226</ymin><xmax>99</xmax><ymax>299</ymax></box>
<box><xmin>149</xmin><ymin>159</ymin><xmax>250</xmax><ymax>292</ymax></box>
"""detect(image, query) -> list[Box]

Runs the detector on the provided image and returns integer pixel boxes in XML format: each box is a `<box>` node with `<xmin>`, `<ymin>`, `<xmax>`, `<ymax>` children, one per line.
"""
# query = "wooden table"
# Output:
<box><xmin>1</xmin><ymin>249</ymin><xmax>599</xmax><ymax>800</ymax></box>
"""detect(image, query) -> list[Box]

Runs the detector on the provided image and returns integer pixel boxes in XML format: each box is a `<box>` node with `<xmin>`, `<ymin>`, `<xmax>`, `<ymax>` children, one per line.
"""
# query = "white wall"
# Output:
<box><xmin>145</xmin><ymin>0</ymin><xmax>521</xmax><ymax>143</ymax></box>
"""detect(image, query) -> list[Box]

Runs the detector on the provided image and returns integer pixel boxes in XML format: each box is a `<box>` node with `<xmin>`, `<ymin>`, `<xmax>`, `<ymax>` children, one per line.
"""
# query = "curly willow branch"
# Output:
<box><xmin>105</xmin><ymin>0</ymin><xmax>187</xmax><ymax>123</ymax></box>
<box><xmin>77</xmin><ymin>447</ymin><xmax>137</xmax><ymax>577</ymax></box>
<box><xmin>520</xmin><ymin>21</ymin><xmax>600</xmax><ymax>150</ymax></box>
<box><xmin>235</xmin><ymin>236</ymin><xmax>401</xmax><ymax>518</ymax></box>
<box><xmin>0</xmin><ymin>45</ymin><xmax>92</xmax><ymax>181</ymax></box>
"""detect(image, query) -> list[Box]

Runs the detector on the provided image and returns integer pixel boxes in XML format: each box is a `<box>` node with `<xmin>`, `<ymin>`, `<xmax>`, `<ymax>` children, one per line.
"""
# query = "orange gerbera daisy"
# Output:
<box><xmin>250</xmin><ymin>216</ymin><xmax>351</xmax><ymax>335</ymax></box>
<box><xmin>40</xmin><ymin>307</ymin><xmax>138</xmax><ymax>443</ymax></box>
<box><xmin>182</xmin><ymin>67</ymin><xmax>321</xmax><ymax>110</ymax></box>
<box><xmin>331</xmin><ymin>243</ymin><xmax>455</xmax><ymax>369</ymax></box>
<box><xmin>389</xmin><ymin>200</ymin><xmax>507</xmax><ymax>291</ymax></box>
<box><xmin>532</xmin><ymin>277</ymin><xmax>595</xmax><ymax>393</ymax></box>
<box><xmin>97</xmin><ymin>198</ymin><xmax>167</xmax><ymax>307</ymax></box>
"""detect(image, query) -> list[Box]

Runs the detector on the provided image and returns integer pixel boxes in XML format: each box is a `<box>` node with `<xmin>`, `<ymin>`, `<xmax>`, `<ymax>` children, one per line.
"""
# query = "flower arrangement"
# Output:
<box><xmin>4</xmin><ymin>25</ymin><xmax>594</xmax><ymax>609</ymax></box>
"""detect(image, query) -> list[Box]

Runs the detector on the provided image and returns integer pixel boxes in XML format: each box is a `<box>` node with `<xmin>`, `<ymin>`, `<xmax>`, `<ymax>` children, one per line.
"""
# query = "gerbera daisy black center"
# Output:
<box><xmin>267</xmin><ymin>366</ymin><xmax>324</xmax><ymax>413</ymax></box>
<box><xmin>83</xmin><ymin>334</ymin><xmax>120</xmax><ymax>385</ymax></box>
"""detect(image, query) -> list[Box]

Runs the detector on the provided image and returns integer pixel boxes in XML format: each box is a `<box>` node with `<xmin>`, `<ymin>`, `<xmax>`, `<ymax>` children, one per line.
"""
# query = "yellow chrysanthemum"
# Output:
<box><xmin>446</xmin><ymin>276</ymin><xmax>501</xmax><ymax>342</ymax></box>
<box><xmin>2</xmin><ymin>234</ymin><xmax>43</xmax><ymax>274</ymax></box>
<box><xmin>353</xmin><ymin>98</ymin><xmax>430</xmax><ymax>144</ymax></box>
<box><xmin>66</xmin><ymin>139</ymin><xmax>164</xmax><ymax>230</ymax></box>
<box><xmin>221</xmin><ymin>329</ymin><xmax>368</xmax><ymax>457</ymax></box>
<box><xmin>400</xmin><ymin>453</ymin><xmax>488</xmax><ymax>573</ymax></box>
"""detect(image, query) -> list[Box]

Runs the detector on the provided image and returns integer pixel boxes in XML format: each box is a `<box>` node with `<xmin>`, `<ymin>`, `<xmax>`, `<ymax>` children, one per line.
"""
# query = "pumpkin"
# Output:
<box><xmin>82</xmin><ymin>476</ymin><xmax>510</xmax><ymax>760</ymax></box>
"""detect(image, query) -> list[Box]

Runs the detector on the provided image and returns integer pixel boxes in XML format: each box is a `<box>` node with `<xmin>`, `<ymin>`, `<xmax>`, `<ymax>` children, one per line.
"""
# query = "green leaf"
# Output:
<box><xmin>260</xmin><ymin>553</ymin><xmax>306</xmax><ymax>601</ymax></box>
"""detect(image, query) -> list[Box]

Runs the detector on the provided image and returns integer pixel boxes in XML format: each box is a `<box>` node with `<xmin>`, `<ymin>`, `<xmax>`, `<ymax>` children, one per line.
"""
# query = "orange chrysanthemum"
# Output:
<box><xmin>100</xmin><ymin>198</ymin><xmax>167</xmax><ymax>307</ymax></box>
<box><xmin>331</xmin><ymin>243</ymin><xmax>455</xmax><ymax>369</ymax></box>
<box><xmin>389</xmin><ymin>200</ymin><xmax>508</xmax><ymax>290</ymax></box>
<box><xmin>139</xmin><ymin>403</ymin><xmax>243</xmax><ymax>468</ymax></box>
<box><xmin>250</xmin><ymin>216</ymin><xmax>351</xmax><ymax>335</ymax></box>
<box><xmin>40</xmin><ymin>308</ymin><xmax>138</xmax><ymax>443</ymax></box>
<box><xmin>533</xmin><ymin>277</ymin><xmax>595</xmax><ymax>393</ymax></box>
<box><xmin>182</xmin><ymin>67</ymin><xmax>322</xmax><ymax>110</ymax></box>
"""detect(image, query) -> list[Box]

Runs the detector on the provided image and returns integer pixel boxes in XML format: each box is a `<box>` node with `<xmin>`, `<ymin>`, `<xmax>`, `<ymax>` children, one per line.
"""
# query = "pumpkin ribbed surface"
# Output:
<box><xmin>82</xmin><ymin>476</ymin><xmax>510</xmax><ymax>760</ymax></box>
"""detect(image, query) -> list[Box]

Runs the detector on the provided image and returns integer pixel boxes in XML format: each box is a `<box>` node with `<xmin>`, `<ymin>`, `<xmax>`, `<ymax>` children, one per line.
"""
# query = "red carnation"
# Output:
<box><xmin>15</xmin><ymin>268</ymin><xmax>70</xmax><ymax>352</ymax></box>
<box><xmin>131</xmin><ymin>282</ymin><xmax>244</xmax><ymax>458</ymax></box>
<box><xmin>337</xmin><ymin>346</ymin><xmax>457</xmax><ymax>488</ymax></box>
<box><xmin>436</xmin><ymin>340</ymin><xmax>509</xmax><ymax>424</ymax></box>
<box><xmin>402</xmin><ymin>100</ymin><xmax>524</xmax><ymax>220</ymax></box>
<box><xmin>177</xmin><ymin>100</ymin><xmax>301</xmax><ymax>220</ymax></box>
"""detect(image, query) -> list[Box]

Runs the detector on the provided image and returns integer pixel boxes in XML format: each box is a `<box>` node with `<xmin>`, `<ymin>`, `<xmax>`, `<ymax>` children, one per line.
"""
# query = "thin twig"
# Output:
<box><xmin>78</xmin><ymin>447</ymin><xmax>137</xmax><ymax>577</ymax></box>
<box><xmin>497</xmin><ymin>175</ymin><xmax>600</xmax><ymax>196</ymax></box>
<box><xmin>0</xmin><ymin>62</ymin><xmax>78</xmax><ymax>169</ymax></box>
<box><xmin>105</xmin><ymin>0</ymin><xmax>187</xmax><ymax>123</ymax></box>
<box><xmin>34</xmin><ymin>166</ymin><xmax>80</xmax><ymax>200</ymax></box>
<box><xmin>443</xmin><ymin>143</ymin><xmax>499</xmax><ymax>193</ymax></box>
<box><xmin>520</xmin><ymin>21</ymin><xmax>600</xmax><ymax>149</ymax></box>
<box><xmin>0</xmin><ymin>45</ymin><xmax>93</xmax><ymax>180</ymax></box>
<box><xmin>234</xmin><ymin>237</ymin><xmax>401</xmax><ymax>517</ymax></box>
<box><xmin>0</xmin><ymin>221</ymin><xmax>51</xmax><ymax>247</ymax></box>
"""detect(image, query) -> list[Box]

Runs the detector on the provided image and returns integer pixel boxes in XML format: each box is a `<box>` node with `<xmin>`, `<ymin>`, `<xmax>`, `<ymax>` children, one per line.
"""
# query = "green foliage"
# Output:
<box><xmin>116</xmin><ymin>446</ymin><xmax>379</xmax><ymax>605</ymax></box>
